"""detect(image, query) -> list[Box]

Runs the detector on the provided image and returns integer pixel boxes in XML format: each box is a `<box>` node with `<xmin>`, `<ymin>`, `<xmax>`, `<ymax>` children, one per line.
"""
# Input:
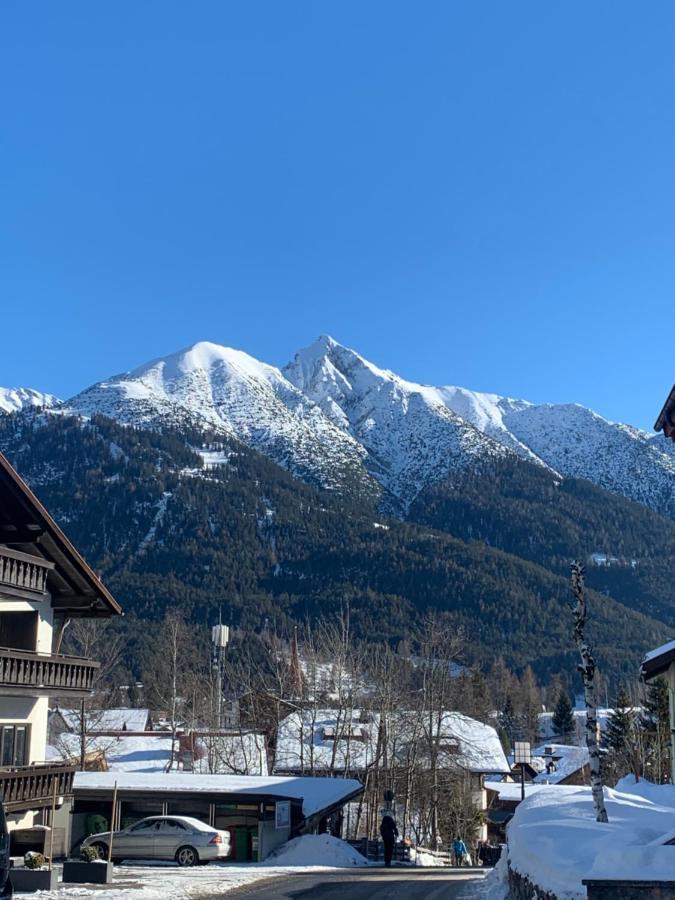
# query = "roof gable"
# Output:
<box><xmin>0</xmin><ymin>451</ymin><xmax>121</xmax><ymax>616</ymax></box>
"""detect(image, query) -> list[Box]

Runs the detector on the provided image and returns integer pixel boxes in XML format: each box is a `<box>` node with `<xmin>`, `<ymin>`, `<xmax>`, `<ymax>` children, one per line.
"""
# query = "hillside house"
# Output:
<box><xmin>0</xmin><ymin>450</ymin><xmax>122</xmax><ymax>844</ymax></box>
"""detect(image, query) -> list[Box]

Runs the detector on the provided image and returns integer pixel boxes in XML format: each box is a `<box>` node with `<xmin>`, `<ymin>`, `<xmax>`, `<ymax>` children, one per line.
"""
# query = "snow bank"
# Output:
<box><xmin>505</xmin><ymin>781</ymin><xmax>675</xmax><ymax>900</ymax></box>
<box><xmin>413</xmin><ymin>847</ymin><xmax>446</xmax><ymax>866</ymax></box>
<box><xmin>265</xmin><ymin>834</ymin><xmax>367</xmax><ymax>867</ymax></box>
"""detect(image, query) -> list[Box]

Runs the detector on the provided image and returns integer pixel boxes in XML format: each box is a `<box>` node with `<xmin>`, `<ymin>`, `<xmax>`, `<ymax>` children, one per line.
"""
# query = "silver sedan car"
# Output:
<box><xmin>82</xmin><ymin>815</ymin><xmax>231</xmax><ymax>866</ymax></box>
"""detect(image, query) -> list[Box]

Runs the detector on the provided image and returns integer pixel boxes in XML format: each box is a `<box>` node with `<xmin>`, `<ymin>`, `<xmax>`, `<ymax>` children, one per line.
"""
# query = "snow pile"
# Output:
<box><xmin>504</xmin><ymin>781</ymin><xmax>675</xmax><ymax>900</ymax></box>
<box><xmin>413</xmin><ymin>847</ymin><xmax>446</xmax><ymax>866</ymax></box>
<box><xmin>265</xmin><ymin>834</ymin><xmax>367</xmax><ymax>867</ymax></box>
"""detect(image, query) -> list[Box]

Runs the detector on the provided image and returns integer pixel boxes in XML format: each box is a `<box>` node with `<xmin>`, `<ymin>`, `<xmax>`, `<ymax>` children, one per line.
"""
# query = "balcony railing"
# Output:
<box><xmin>0</xmin><ymin>647</ymin><xmax>100</xmax><ymax>696</ymax></box>
<box><xmin>0</xmin><ymin>547</ymin><xmax>53</xmax><ymax>599</ymax></box>
<box><xmin>0</xmin><ymin>762</ymin><xmax>75</xmax><ymax>812</ymax></box>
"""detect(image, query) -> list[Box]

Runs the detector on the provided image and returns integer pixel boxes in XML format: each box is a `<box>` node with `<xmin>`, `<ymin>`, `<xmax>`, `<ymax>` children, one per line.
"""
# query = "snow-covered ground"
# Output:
<box><xmin>483</xmin><ymin>777</ymin><xmax>675</xmax><ymax>899</ymax></box>
<box><xmin>18</xmin><ymin>835</ymin><xmax>369</xmax><ymax>899</ymax></box>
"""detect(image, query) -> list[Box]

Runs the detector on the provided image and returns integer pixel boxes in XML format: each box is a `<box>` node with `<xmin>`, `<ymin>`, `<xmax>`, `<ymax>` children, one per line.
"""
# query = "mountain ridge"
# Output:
<box><xmin>4</xmin><ymin>336</ymin><xmax>674</xmax><ymax>518</ymax></box>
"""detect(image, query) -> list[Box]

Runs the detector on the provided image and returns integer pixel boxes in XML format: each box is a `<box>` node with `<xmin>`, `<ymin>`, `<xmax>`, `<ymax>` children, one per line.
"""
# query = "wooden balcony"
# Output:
<box><xmin>0</xmin><ymin>546</ymin><xmax>53</xmax><ymax>600</ymax></box>
<box><xmin>0</xmin><ymin>762</ymin><xmax>75</xmax><ymax>812</ymax></box>
<box><xmin>0</xmin><ymin>647</ymin><xmax>99</xmax><ymax>697</ymax></box>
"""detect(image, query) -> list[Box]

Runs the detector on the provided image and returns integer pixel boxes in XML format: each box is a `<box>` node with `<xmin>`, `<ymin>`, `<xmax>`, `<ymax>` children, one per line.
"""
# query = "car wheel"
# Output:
<box><xmin>90</xmin><ymin>842</ymin><xmax>108</xmax><ymax>860</ymax></box>
<box><xmin>175</xmin><ymin>846</ymin><xmax>198</xmax><ymax>867</ymax></box>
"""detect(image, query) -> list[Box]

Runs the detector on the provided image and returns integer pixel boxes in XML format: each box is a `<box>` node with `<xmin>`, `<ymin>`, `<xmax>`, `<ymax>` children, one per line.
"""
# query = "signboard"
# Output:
<box><xmin>275</xmin><ymin>800</ymin><xmax>291</xmax><ymax>830</ymax></box>
<box><xmin>514</xmin><ymin>741</ymin><xmax>531</xmax><ymax>765</ymax></box>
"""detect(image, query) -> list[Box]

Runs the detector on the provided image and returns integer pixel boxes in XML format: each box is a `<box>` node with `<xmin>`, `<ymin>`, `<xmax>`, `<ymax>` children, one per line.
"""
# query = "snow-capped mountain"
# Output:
<box><xmin>283</xmin><ymin>336</ymin><xmax>510</xmax><ymax>506</ymax></box>
<box><xmin>31</xmin><ymin>334</ymin><xmax>671</xmax><ymax>517</ymax></box>
<box><xmin>285</xmin><ymin>337</ymin><xmax>675</xmax><ymax>516</ymax></box>
<box><xmin>63</xmin><ymin>342</ymin><xmax>375</xmax><ymax>495</ymax></box>
<box><xmin>0</xmin><ymin>387</ymin><xmax>60</xmax><ymax>414</ymax></box>
<box><xmin>441</xmin><ymin>389</ymin><xmax>675</xmax><ymax>514</ymax></box>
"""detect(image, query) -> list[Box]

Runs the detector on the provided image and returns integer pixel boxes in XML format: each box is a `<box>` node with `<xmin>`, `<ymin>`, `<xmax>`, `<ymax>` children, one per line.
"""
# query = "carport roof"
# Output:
<box><xmin>74</xmin><ymin>771</ymin><xmax>363</xmax><ymax>819</ymax></box>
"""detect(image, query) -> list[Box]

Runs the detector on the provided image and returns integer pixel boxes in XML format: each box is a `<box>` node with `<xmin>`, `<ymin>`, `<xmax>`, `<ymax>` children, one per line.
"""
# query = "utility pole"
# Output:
<box><xmin>211</xmin><ymin>610</ymin><xmax>229</xmax><ymax>730</ymax></box>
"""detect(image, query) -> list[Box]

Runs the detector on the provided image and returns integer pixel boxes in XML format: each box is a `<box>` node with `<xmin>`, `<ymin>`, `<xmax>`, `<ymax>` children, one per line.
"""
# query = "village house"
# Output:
<box><xmin>0</xmin><ymin>450</ymin><xmax>122</xmax><ymax>849</ymax></box>
<box><xmin>274</xmin><ymin>708</ymin><xmax>509</xmax><ymax>842</ymax></box>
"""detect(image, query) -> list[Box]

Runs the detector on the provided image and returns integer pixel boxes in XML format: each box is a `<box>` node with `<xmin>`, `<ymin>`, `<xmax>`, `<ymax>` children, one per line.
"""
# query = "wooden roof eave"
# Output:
<box><xmin>654</xmin><ymin>384</ymin><xmax>675</xmax><ymax>439</ymax></box>
<box><xmin>0</xmin><ymin>452</ymin><xmax>122</xmax><ymax>617</ymax></box>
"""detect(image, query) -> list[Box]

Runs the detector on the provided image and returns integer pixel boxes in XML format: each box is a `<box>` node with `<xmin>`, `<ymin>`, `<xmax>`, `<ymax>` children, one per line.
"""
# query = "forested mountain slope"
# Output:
<box><xmin>0</xmin><ymin>411</ymin><xmax>670</xmax><ymax>686</ymax></box>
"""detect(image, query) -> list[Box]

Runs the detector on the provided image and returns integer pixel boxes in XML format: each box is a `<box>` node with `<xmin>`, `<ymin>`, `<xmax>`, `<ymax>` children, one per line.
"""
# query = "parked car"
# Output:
<box><xmin>0</xmin><ymin>798</ymin><xmax>11</xmax><ymax>897</ymax></box>
<box><xmin>82</xmin><ymin>815</ymin><xmax>230</xmax><ymax>867</ymax></box>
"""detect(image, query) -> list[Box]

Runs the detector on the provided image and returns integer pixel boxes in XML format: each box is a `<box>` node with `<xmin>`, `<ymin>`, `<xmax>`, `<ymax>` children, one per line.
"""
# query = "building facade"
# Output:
<box><xmin>0</xmin><ymin>451</ymin><xmax>121</xmax><ymax>838</ymax></box>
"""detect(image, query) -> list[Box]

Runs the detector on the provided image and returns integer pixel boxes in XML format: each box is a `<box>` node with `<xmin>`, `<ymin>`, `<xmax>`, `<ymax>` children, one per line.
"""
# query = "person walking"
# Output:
<box><xmin>379</xmin><ymin>813</ymin><xmax>399</xmax><ymax>868</ymax></box>
<box><xmin>452</xmin><ymin>835</ymin><xmax>469</xmax><ymax>867</ymax></box>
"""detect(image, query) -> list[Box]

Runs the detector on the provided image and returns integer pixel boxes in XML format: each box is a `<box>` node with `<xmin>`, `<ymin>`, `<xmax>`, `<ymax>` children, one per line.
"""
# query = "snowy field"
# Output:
<box><xmin>16</xmin><ymin>835</ymin><xmax>369</xmax><ymax>899</ymax></box>
<box><xmin>481</xmin><ymin>777</ymin><xmax>675</xmax><ymax>899</ymax></box>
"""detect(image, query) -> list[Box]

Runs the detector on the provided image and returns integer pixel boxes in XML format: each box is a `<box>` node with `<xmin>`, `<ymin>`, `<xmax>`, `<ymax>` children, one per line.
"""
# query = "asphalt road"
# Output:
<box><xmin>223</xmin><ymin>867</ymin><xmax>486</xmax><ymax>899</ymax></box>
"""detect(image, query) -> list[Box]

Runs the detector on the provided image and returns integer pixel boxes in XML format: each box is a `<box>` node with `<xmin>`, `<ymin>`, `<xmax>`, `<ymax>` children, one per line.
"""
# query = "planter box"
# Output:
<box><xmin>62</xmin><ymin>860</ymin><xmax>113</xmax><ymax>884</ymax></box>
<box><xmin>10</xmin><ymin>868</ymin><xmax>58</xmax><ymax>892</ymax></box>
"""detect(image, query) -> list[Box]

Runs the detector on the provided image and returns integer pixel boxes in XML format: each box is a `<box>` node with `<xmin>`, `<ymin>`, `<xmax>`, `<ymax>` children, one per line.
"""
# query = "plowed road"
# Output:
<box><xmin>221</xmin><ymin>867</ymin><xmax>485</xmax><ymax>899</ymax></box>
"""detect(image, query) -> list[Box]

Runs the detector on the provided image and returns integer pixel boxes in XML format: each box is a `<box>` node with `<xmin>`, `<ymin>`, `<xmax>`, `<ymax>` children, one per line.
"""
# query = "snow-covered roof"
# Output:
<box><xmin>485</xmin><ymin>781</ymin><xmax>552</xmax><ymax>802</ymax></box>
<box><xmin>192</xmin><ymin>733</ymin><xmax>268</xmax><ymax>777</ymax></box>
<box><xmin>48</xmin><ymin>734</ymin><xmax>171</xmax><ymax>773</ymax></box>
<box><xmin>532</xmin><ymin>744</ymin><xmax>589</xmax><ymax>785</ymax></box>
<box><xmin>73</xmin><ymin>772</ymin><xmax>363</xmax><ymax>818</ymax></box>
<box><xmin>537</xmin><ymin>708</ymin><xmax>618</xmax><ymax>743</ymax></box>
<box><xmin>275</xmin><ymin>709</ymin><xmax>509</xmax><ymax>775</ymax></box>
<box><xmin>642</xmin><ymin>639</ymin><xmax>675</xmax><ymax>679</ymax></box>
<box><xmin>54</xmin><ymin>707</ymin><xmax>150</xmax><ymax>733</ymax></box>
<box><xmin>49</xmin><ymin>732</ymin><xmax>268</xmax><ymax>777</ymax></box>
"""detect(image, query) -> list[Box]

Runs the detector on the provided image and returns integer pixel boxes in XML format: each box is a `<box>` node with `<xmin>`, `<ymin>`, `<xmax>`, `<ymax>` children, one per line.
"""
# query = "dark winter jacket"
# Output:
<box><xmin>380</xmin><ymin>815</ymin><xmax>399</xmax><ymax>841</ymax></box>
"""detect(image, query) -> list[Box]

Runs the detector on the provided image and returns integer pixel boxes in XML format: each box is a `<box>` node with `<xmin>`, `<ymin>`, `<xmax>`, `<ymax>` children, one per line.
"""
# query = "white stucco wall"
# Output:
<box><xmin>0</xmin><ymin>592</ymin><xmax>54</xmax><ymax>763</ymax></box>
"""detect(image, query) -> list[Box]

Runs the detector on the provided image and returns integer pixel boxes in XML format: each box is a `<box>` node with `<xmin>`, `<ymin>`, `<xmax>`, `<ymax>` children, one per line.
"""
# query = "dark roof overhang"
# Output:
<box><xmin>0</xmin><ymin>451</ymin><xmax>122</xmax><ymax>617</ymax></box>
<box><xmin>642</xmin><ymin>646</ymin><xmax>675</xmax><ymax>681</ymax></box>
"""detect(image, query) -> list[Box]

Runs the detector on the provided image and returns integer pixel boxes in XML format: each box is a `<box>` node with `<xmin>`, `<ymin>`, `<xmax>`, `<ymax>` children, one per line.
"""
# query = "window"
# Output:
<box><xmin>0</xmin><ymin>725</ymin><xmax>28</xmax><ymax>766</ymax></box>
<box><xmin>158</xmin><ymin>820</ymin><xmax>186</xmax><ymax>833</ymax></box>
<box><xmin>130</xmin><ymin>820</ymin><xmax>156</xmax><ymax>833</ymax></box>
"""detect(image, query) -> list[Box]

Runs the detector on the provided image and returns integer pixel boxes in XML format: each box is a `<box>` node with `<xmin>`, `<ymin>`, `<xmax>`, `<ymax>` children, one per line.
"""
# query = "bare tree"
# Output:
<box><xmin>56</xmin><ymin>618</ymin><xmax>126</xmax><ymax>770</ymax></box>
<box><xmin>571</xmin><ymin>562</ymin><xmax>608</xmax><ymax>823</ymax></box>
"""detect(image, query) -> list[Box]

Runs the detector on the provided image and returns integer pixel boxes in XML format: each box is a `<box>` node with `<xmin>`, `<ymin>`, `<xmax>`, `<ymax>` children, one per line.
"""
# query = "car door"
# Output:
<box><xmin>116</xmin><ymin>818</ymin><xmax>158</xmax><ymax>859</ymax></box>
<box><xmin>153</xmin><ymin>819</ymin><xmax>190</xmax><ymax>860</ymax></box>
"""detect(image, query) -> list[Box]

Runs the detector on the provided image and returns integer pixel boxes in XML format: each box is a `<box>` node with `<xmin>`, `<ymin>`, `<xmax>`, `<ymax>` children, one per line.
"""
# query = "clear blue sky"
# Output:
<box><xmin>2</xmin><ymin>1</ymin><xmax>674</xmax><ymax>428</ymax></box>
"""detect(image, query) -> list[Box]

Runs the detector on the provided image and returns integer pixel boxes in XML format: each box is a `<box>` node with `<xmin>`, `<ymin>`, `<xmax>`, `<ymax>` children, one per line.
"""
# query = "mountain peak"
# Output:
<box><xmin>0</xmin><ymin>387</ymin><xmax>60</xmax><ymax>415</ymax></box>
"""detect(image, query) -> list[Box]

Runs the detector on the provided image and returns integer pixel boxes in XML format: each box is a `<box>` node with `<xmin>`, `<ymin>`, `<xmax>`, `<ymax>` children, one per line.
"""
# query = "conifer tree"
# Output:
<box><xmin>604</xmin><ymin>688</ymin><xmax>634</xmax><ymax>753</ymax></box>
<box><xmin>520</xmin><ymin>666</ymin><xmax>542</xmax><ymax>745</ymax></box>
<box><xmin>552</xmin><ymin>689</ymin><xmax>575</xmax><ymax>743</ymax></box>
<box><xmin>641</xmin><ymin>678</ymin><xmax>671</xmax><ymax>783</ymax></box>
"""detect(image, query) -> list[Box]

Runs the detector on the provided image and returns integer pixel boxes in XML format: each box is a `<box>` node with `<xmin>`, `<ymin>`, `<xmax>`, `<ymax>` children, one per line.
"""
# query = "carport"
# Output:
<box><xmin>72</xmin><ymin>772</ymin><xmax>363</xmax><ymax>862</ymax></box>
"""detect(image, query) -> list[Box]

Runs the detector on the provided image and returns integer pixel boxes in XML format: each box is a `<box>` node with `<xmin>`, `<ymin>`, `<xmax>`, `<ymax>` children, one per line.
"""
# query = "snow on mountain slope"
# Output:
<box><xmin>438</xmin><ymin>388</ymin><xmax>675</xmax><ymax>516</ymax></box>
<box><xmin>285</xmin><ymin>337</ymin><xmax>675</xmax><ymax>516</ymax></box>
<box><xmin>63</xmin><ymin>342</ymin><xmax>375</xmax><ymax>496</ymax></box>
<box><xmin>0</xmin><ymin>387</ymin><xmax>60</xmax><ymax>414</ymax></box>
<box><xmin>283</xmin><ymin>336</ymin><xmax>510</xmax><ymax>506</ymax></box>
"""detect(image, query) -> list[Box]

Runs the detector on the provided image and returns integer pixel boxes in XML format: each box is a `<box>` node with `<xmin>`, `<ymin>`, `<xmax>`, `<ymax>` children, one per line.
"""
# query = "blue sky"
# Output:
<box><xmin>2</xmin><ymin>2</ymin><xmax>674</xmax><ymax>428</ymax></box>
